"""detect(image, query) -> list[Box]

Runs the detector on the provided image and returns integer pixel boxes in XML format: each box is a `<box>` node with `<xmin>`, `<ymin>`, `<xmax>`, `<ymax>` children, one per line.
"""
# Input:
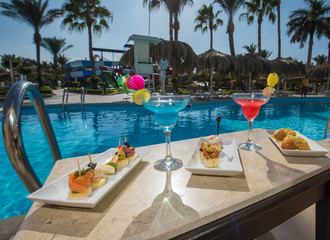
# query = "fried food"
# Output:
<box><xmin>281</xmin><ymin>135</ymin><xmax>310</xmax><ymax>150</ymax></box>
<box><xmin>274</xmin><ymin>128</ymin><xmax>296</xmax><ymax>140</ymax></box>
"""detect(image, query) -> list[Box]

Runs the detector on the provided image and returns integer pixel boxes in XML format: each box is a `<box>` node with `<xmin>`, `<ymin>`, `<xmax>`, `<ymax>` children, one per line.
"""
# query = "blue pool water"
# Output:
<box><xmin>0</xmin><ymin>97</ymin><xmax>329</xmax><ymax>219</ymax></box>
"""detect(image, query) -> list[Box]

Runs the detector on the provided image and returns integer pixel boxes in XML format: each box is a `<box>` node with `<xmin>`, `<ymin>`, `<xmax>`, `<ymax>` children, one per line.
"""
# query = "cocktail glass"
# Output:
<box><xmin>143</xmin><ymin>94</ymin><xmax>190</xmax><ymax>171</ymax></box>
<box><xmin>232</xmin><ymin>92</ymin><xmax>270</xmax><ymax>151</ymax></box>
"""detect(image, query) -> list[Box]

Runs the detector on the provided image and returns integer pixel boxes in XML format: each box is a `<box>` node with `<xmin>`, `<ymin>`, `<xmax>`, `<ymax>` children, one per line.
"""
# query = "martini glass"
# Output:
<box><xmin>232</xmin><ymin>92</ymin><xmax>270</xmax><ymax>151</ymax></box>
<box><xmin>143</xmin><ymin>94</ymin><xmax>190</xmax><ymax>171</ymax></box>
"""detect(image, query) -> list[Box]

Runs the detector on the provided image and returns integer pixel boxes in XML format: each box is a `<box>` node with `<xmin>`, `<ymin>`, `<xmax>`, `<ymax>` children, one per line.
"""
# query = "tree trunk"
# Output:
<box><xmin>34</xmin><ymin>31</ymin><xmax>43</xmax><ymax>86</ymax></box>
<box><xmin>306</xmin><ymin>30</ymin><xmax>314</xmax><ymax>71</ymax></box>
<box><xmin>87</xmin><ymin>23</ymin><xmax>96</xmax><ymax>77</ymax></box>
<box><xmin>277</xmin><ymin>0</ymin><xmax>281</xmax><ymax>58</ymax></box>
<box><xmin>328</xmin><ymin>39</ymin><xmax>330</xmax><ymax>62</ymax></box>
<box><xmin>169</xmin><ymin>11</ymin><xmax>173</xmax><ymax>41</ymax></box>
<box><xmin>257</xmin><ymin>13</ymin><xmax>263</xmax><ymax>56</ymax></box>
<box><xmin>227</xmin><ymin>17</ymin><xmax>235</xmax><ymax>56</ymax></box>
<box><xmin>173</xmin><ymin>14</ymin><xmax>179</xmax><ymax>41</ymax></box>
<box><xmin>210</xmin><ymin>22</ymin><xmax>213</xmax><ymax>49</ymax></box>
<box><xmin>54</xmin><ymin>56</ymin><xmax>58</xmax><ymax>83</ymax></box>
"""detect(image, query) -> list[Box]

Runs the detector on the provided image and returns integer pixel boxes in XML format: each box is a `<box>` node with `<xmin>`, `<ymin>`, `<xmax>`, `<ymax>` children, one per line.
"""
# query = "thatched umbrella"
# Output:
<box><xmin>271</xmin><ymin>58</ymin><xmax>305</xmax><ymax>90</ymax></box>
<box><xmin>150</xmin><ymin>40</ymin><xmax>198</xmax><ymax>76</ymax></box>
<box><xmin>272</xmin><ymin>58</ymin><xmax>305</xmax><ymax>76</ymax></box>
<box><xmin>120</xmin><ymin>47</ymin><xmax>134</xmax><ymax>68</ymax></box>
<box><xmin>121</xmin><ymin>40</ymin><xmax>198</xmax><ymax>76</ymax></box>
<box><xmin>238</xmin><ymin>54</ymin><xmax>277</xmax><ymax>91</ymax></box>
<box><xmin>308</xmin><ymin>62</ymin><xmax>330</xmax><ymax>91</ymax></box>
<box><xmin>197</xmin><ymin>49</ymin><xmax>240</xmax><ymax>91</ymax></box>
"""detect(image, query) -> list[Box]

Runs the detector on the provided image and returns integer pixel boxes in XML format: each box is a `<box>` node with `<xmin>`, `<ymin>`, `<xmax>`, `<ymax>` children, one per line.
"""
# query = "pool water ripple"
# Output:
<box><xmin>0</xmin><ymin>97</ymin><xmax>329</xmax><ymax>219</ymax></box>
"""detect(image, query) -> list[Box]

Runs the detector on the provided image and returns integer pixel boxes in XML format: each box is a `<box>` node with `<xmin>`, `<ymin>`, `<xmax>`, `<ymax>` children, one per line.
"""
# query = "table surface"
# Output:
<box><xmin>14</xmin><ymin>129</ymin><xmax>330</xmax><ymax>240</ymax></box>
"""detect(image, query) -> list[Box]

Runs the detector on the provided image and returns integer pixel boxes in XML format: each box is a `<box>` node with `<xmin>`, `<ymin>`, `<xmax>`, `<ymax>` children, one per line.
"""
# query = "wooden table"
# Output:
<box><xmin>14</xmin><ymin>129</ymin><xmax>330</xmax><ymax>240</ymax></box>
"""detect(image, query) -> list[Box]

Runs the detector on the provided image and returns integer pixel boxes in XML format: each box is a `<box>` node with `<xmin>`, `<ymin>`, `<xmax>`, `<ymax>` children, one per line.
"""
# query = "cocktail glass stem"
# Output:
<box><xmin>239</xmin><ymin>119</ymin><xmax>262</xmax><ymax>151</ymax></box>
<box><xmin>154</xmin><ymin>127</ymin><xmax>183</xmax><ymax>171</ymax></box>
<box><xmin>165</xmin><ymin>128</ymin><xmax>172</xmax><ymax>159</ymax></box>
<box><xmin>247</xmin><ymin>120</ymin><xmax>254</xmax><ymax>144</ymax></box>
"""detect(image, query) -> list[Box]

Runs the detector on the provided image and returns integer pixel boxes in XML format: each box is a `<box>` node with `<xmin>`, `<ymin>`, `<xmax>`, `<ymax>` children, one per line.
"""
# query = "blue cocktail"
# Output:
<box><xmin>143</xmin><ymin>94</ymin><xmax>190</xmax><ymax>171</ymax></box>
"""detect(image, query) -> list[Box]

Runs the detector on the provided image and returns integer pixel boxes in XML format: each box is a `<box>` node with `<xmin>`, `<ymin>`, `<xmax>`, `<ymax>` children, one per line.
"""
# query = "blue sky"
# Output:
<box><xmin>0</xmin><ymin>0</ymin><xmax>328</xmax><ymax>64</ymax></box>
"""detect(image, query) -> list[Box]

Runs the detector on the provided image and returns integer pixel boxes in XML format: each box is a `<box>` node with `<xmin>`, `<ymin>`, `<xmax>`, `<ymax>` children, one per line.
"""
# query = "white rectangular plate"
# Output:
<box><xmin>27</xmin><ymin>148</ymin><xmax>149</xmax><ymax>208</ymax></box>
<box><xmin>266</xmin><ymin>130</ymin><xmax>328</xmax><ymax>157</ymax></box>
<box><xmin>185</xmin><ymin>137</ymin><xmax>243</xmax><ymax>176</ymax></box>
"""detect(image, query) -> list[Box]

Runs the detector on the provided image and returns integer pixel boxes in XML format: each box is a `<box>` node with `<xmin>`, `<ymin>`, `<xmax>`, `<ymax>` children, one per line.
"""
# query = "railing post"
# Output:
<box><xmin>2</xmin><ymin>81</ymin><xmax>62</xmax><ymax>193</ymax></box>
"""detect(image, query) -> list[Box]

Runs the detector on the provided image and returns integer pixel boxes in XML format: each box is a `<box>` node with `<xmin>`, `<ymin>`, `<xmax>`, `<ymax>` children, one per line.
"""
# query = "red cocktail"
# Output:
<box><xmin>232</xmin><ymin>93</ymin><xmax>270</xmax><ymax>151</ymax></box>
<box><xmin>234</xmin><ymin>98</ymin><xmax>269</xmax><ymax>121</ymax></box>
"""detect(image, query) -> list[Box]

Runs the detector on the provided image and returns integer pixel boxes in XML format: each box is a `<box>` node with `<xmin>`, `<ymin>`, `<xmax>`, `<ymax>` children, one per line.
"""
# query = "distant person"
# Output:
<box><xmin>57</xmin><ymin>80</ymin><xmax>62</xmax><ymax>88</ymax></box>
<box><xmin>301</xmin><ymin>76</ymin><xmax>309</xmax><ymax>97</ymax></box>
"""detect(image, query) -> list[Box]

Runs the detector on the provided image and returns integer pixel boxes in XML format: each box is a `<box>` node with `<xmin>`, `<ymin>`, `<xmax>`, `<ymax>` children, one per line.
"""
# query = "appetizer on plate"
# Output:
<box><xmin>272</xmin><ymin>128</ymin><xmax>310</xmax><ymax>150</ymax></box>
<box><xmin>199</xmin><ymin>135</ymin><xmax>223</xmax><ymax>168</ymax></box>
<box><xmin>101</xmin><ymin>137</ymin><xmax>139</xmax><ymax>171</ymax></box>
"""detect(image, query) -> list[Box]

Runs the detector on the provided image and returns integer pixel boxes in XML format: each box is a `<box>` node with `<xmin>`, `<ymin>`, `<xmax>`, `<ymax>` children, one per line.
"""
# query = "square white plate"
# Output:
<box><xmin>185</xmin><ymin>137</ymin><xmax>243</xmax><ymax>176</ymax></box>
<box><xmin>27</xmin><ymin>148</ymin><xmax>149</xmax><ymax>208</ymax></box>
<box><xmin>265</xmin><ymin>130</ymin><xmax>328</xmax><ymax>157</ymax></box>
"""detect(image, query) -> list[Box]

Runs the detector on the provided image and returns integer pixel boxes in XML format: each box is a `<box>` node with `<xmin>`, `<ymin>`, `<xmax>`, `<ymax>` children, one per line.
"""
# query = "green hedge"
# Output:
<box><xmin>0</xmin><ymin>88</ymin><xmax>8</xmax><ymax>96</ymax></box>
<box><xmin>39</xmin><ymin>87</ymin><xmax>53</xmax><ymax>94</ymax></box>
<box><xmin>68</xmin><ymin>88</ymin><xmax>103</xmax><ymax>94</ymax></box>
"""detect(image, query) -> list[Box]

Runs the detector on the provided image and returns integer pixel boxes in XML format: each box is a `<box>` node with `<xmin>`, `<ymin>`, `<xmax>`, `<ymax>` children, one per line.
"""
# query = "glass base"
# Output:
<box><xmin>238</xmin><ymin>142</ymin><xmax>262</xmax><ymax>151</ymax></box>
<box><xmin>154</xmin><ymin>157</ymin><xmax>183</xmax><ymax>171</ymax></box>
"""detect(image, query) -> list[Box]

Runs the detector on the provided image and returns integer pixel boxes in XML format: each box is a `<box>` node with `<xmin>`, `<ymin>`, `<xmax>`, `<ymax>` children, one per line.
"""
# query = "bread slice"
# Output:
<box><xmin>68</xmin><ymin>187</ymin><xmax>92</xmax><ymax>200</ymax></box>
<box><xmin>91</xmin><ymin>177</ymin><xmax>106</xmax><ymax>188</ymax></box>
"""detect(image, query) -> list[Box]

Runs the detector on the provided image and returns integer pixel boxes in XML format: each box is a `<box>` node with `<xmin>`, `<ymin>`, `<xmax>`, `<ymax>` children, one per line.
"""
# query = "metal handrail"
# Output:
<box><xmin>2</xmin><ymin>81</ymin><xmax>62</xmax><ymax>193</ymax></box>
<box><xmin>62</xmin><ymin>87</ymin><xmax>69</xmax><ymax>106</ymax></box>
<box><xmin>324</xmin><ymin>116</ymin><xmax>330</xmax><ymax>139</ymax></box>
<box><xmin>81</xmin><ymin>87</ymin><xmax>85</xmax><ymax>106</ymax></box>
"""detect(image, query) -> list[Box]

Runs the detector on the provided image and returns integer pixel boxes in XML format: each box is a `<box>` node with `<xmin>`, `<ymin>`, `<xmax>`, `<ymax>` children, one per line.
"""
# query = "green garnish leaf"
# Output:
<box><xmin>106</xmin><ymin>162</ymin><xmax>118</xmax><ymax>171</ymax></box>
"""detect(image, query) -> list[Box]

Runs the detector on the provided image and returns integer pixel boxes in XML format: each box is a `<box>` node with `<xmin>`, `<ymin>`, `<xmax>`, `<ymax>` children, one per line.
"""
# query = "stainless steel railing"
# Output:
<box><xmin>81</xmin><ymin>87</ymin><xmax>85</xmax><ymax>107</ymax></box>
<box><xmin>2</xmin><ymin>81</ymin><xmax>62</xmax><ymax>193</ymax></box>
<box><xmin>324</xmin><ymin>116</ymin><xmax>330</xmax><ymax>139</ymax></box>
<box><xmin>62</xmin><ymin>87</ymin><xmax>69</xmax><ymax>106</ymax></box>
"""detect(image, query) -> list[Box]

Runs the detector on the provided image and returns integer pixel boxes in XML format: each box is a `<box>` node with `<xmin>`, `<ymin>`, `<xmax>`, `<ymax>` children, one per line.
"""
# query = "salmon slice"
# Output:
<box><xmin>68</xmin><ymin>172</ymin><xmax>92</xmax><ymax>193</ymax></box>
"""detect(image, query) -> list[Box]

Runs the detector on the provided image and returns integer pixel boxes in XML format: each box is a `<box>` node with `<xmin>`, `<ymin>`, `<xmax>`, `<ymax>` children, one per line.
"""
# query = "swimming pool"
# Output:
<box><xmin>1</xmin><ymin>97</ymin><xmax>329</xmax><ymax>219</ymax></box>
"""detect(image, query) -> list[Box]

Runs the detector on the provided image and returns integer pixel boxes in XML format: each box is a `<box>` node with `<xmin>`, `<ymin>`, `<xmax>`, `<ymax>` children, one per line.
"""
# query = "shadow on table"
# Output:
<box><xmin>186</xmin><ymin>172</ymin><xmax>249</xmax><ymax>192</ymax></box>
<box><xmin>256</xmin><ymin>152</ymin><xmax>306</xmax><ymax>187</ymax></box>
<box><xmin>121</xmin><ymin>171</ymin><xmax>199</xmax><ymax>239</ymax></box>
<box><xmin>21</xmin><ymin>161</ymin><xmax>149</xmax><ymax>238</ymax></box>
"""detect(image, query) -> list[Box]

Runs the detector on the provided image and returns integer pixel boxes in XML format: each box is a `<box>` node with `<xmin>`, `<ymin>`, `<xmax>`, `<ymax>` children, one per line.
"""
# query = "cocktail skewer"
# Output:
<box><xmin>88</xmin><ymin>153</ymin><xmax>92</xmax><ymax>163</ymax></box>
<box><xmin>216</xmin><ymin>116</ymin><xmax>222</xmax><ymax>136</ymax></box>
<box><xmin>77</xmin><ymin>158</ymin><xmax>81</xmax><ymax>177</ymax></box>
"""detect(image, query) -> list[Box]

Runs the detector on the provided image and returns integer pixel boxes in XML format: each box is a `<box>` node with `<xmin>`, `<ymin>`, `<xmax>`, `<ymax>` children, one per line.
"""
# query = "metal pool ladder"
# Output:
<box><xmin>2</xmin><ymin>81</ymin><xmax>62</xmax><ymax>193</ymax></box>
<box><xmin>62</xmin><ymin>87</ymin><xmax>69</xmax><ymax>106</ymax></box>
<box><xmin>325</xmin><ymin>116</ymin><xmax>330</xmax><ymax>139</ymax></box>
<box><xmin>81</xmin><ymin>87</ymin><xmax>85</xmax><ymax>107</ymax></box>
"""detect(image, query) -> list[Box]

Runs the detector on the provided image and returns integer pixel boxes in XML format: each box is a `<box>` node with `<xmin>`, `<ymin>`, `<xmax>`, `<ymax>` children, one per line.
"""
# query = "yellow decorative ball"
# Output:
<box><xmin>267</xmin><ymin>73</ymin><xmax>279</xmax><ymax>88</ymax></box>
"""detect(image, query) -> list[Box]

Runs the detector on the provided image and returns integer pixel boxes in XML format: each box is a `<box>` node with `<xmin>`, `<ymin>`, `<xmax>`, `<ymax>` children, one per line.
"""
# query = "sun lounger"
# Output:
<box><xmin>274</xmin><ymin>90</ymin><xmax>293</xmax><ymax>97</ymax></box>
<box><xmin>210</xmin><ymin>90</ymin><xmax>229</xmax><ymax>99</ymax></box>
<box><xmin>190</xmin><ymin>90</ymin><xmax>211</xmax><ymax>99</ymax></box>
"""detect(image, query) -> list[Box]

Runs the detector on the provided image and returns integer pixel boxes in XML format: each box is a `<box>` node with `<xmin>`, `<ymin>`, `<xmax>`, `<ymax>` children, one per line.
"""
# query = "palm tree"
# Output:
<box><xmin>143</xmin><ymin>0</ymin><xmax>175</xmax><ymax>41</ymax></box>
<box><xmin>41</xmin><ymin>37</ymin><xmax>73</xmax><ymax>82</ymax></box>
<box><xmin>239</xmin><ymin>0</ymin><xmax>277</xmax><ymax>56</ymax></box>
<box><xmin>58</xmin><ymin>54</ymin><xmax>71</xmax><ymax>74</ymax></box>
<box><xmin>275</xmin><ymin>0</ymin><xmax>281</xmax><ymax>58</ymax></box>
<box><xmin>260</xmin><ymin>49</ymin><xmax>272</xmax><ymax>58</ymax></box>
<box><xmin>313</xmin><ymin>54</ymin><xmax>328</xmax><ymax>65</ymax></box>
<box><xmin>287</xmin><ymin>0</ymin><xmax>330</xmax><ymax>70</ymax></box>
<box><xmin>62</xmin><ymin>0</ymin><xmax>113</xmax><ymax>78</ymax></box>
<box><xmin>242</xmin><ymin>43</ymin><xmax>272</xmax><ymax>58</ymax></box>
<box><xmin>242</xmin><ymin>43</ymin><xmax>257</xmax><ymax>54</ymax></box>
<box><xmin>214</xmin><ymin>0</ymin><xmax>245</xmax><ymax>56</ymax></box>
<box><xmin>172</xmin><ymin>0</ymin><xmax>194</xmax><ymax>41</ymax></box>
<box><xmin>194</xmin><ymin>4</ymin><xmax>223</xmax><ymax>49</ymax></box>
<box><xmin>1</xmin><ymin>0</ymin><xmax>63</xmax><ymax>85</ymax></box>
